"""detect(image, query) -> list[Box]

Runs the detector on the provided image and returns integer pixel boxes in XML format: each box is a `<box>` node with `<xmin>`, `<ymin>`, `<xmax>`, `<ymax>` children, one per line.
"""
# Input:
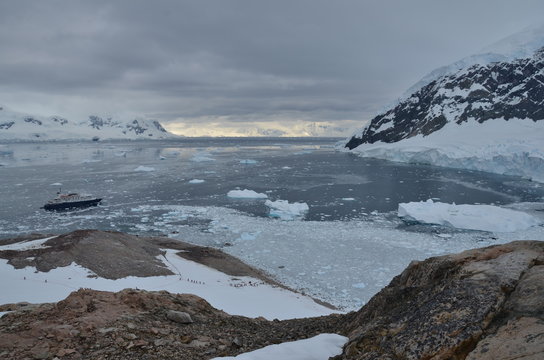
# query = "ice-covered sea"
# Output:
<box><xmin>1</xmin><ymin>138</ymin><xmax>543</xmax><ymax>310</ymax></box>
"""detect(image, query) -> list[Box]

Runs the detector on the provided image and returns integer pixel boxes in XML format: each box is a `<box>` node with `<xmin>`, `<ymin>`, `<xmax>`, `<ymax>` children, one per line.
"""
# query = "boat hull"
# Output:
<box><xmin>43</xmin><ymin>198</ymin><xmax>102</xmax><ymax>211</ymax></box>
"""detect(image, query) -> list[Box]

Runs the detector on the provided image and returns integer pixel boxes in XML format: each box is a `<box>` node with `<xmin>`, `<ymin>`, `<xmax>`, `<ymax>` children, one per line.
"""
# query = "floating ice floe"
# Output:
<box><xmin>191</xmin><ymin>152</ymin><xmax>215</xmax><ymax>162</ymax></box>
<box><xmin>134</xmin><ymin>165</ymin><xmax>155</xmax><ymax>172</ymax></box>
<box><xmin>189</xmin><ymin>179</ymin><xmax>205</xmax><ymax>184</ymax></box>
<box><xmin>265</xmin><ymin>199</ymin><xmax>309</xmax><ymax>220</ymax></box>
<box><xmin>398</xmin><ymin>199</ymin><xmax>541</xmax><ymax>232</ymax></box>
<box><xmin>212</xmin><ymin>333</ymin><xmax>348</xmax><ymax>360</ymax></box>
<box><xmin>227</xmin><ymin>189</ymin><xmax>268</xmax><ymax>199</ymax></box>
<box><xmin>239</xmin><ymin>159</ymin><xmax>258</xmax><ymax>164</ymax></box>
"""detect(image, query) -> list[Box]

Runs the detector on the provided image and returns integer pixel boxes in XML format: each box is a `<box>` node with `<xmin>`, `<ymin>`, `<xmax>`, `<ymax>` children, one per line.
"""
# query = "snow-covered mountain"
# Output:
<box><xmin>0</xmin><ymin>106</ymin><xmax>178</xmax><ymax>141</ymax></box>
<box><xmin>403</xmin><ymin>23</ymin><xmax>544</xmax><ymax>98</ymax></box>
<box><xmin>344</xmin><ymin>27</ymin><xmax>544</xmax><ymax>182</ymax></box>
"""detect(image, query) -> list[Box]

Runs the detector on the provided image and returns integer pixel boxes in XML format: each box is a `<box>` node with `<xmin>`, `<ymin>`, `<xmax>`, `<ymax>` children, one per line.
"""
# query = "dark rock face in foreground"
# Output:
<box><xmin>334</xmin><ymin>240</ymin><xmax>544</xmax><ymax>359</ymax></box>
<box><xmin>345</xmin><ymin>47</ymin><xmax>544</xmax><ymax>150</ymax></box>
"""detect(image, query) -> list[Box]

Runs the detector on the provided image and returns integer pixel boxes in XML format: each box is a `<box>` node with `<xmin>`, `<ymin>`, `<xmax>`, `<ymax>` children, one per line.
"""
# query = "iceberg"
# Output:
<box><xmin>227</xmin><ymin>189</ymin><xmax>268</xmax><ymax>199</ymax></box>
<box><xmin>265</xmin><ymin>199</ymin><xmax>309</xmax><ymax>220</ymax></box>
<box><xmin>398</xmin><ymin>199</ymin><xmax>541</xmax><ymax>232</ymax></box>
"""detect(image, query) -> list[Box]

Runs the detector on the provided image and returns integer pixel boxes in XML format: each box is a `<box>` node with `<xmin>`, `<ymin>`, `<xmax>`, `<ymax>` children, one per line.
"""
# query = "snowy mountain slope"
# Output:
<box><xmin>404</xmin><ymin>23</ymin><xmax>544</xmax><ymax>98</ymax></box>
<box><xmin>344</xmin><ymin>40</ymin><xmax>544</xmax><ymax>182</ymax></box>
<box><xmin>0</xmin><ymin>106</ymin><xmax>178</xmax><ymax>141</ymax></box>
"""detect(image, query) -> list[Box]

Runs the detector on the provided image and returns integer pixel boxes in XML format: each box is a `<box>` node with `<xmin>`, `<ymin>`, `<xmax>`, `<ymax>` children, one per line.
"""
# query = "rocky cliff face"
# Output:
<box><xmin>345</xmin><ymin>47</ymin><xmax>544</xmax><ymax>150</ymax></box>
<box><xmin>334</xmin><ymin>240</ymin><xmax>544</xmax><ymax>359</ymax></box>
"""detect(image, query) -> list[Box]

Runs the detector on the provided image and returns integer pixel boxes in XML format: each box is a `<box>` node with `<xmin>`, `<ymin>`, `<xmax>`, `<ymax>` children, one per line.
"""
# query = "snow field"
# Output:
<box><xmin>0</xmin><ymin>246</ymin><xmax>337</xmax><ymax>320</ymax></box>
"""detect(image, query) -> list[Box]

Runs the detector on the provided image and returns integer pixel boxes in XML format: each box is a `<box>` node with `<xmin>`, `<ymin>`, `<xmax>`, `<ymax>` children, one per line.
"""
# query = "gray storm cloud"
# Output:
<box><xmin>0</xmin><ymin>0</ymin><xmax>543</xmax><ymax>135</ymax></box>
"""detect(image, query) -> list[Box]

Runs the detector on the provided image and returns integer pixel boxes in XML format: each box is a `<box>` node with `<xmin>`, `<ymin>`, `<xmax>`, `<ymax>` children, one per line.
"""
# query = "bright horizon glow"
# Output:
<box><xmin>163</xmin><ymin>119</ymin><xmax>363</xmax><ymax>137</ymax></box>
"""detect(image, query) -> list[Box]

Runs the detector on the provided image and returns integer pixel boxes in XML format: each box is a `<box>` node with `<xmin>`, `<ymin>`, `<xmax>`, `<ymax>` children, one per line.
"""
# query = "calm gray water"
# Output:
<box><xmin>1</xmin><ymin>138</ymin><xmax>543</xmax><ymax>238</ymax></box>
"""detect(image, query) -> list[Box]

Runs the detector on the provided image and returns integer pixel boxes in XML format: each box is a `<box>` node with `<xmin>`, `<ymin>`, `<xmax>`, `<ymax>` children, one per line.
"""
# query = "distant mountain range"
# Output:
<box><xmin>0</xmin><ymin>106</ymin><xmax>178</xmax><ymax>141</ymax></box>
<box><xmin>344</xmin><ymin>24</ymin><xmax>544</xmax><ymax>182</ymax></box>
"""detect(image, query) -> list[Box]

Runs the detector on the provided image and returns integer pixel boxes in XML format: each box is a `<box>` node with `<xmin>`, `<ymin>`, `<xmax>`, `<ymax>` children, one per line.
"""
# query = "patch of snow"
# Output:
<box><xmin>188</xmin><ymin>179</ymin><xmax>205</xmax><ymax>184</ymax></box>
<box><xmin>398</xmin><ymin>199</ymin><xmax>541</xmax><ymax>232</ymax></box>
<box><xmin>265</xmin><ymin>200</ymin><xmax>309</xmax><ymax>220</ymax></box>
<box><xmin>134</xmin><ymin>166</ymin><xmax>155</xmax><ymax>172</ymax></box>
<box><xmin>212</xmin><ymin>333</ymin><xmax>348</xmax><ymax>360</ymax></box>
<box><xmin>227</xmin><ymin>189</ymin><xmax>268</xmax><ymax>199</ymax></box>
<box><xmin>0</xmin><ymin>236</ymin><xmax>57</xmax><ymax>251</ymax></box>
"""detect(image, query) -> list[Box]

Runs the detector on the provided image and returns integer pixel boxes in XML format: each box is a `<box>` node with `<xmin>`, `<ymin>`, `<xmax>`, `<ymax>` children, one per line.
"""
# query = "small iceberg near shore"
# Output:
<box><xmin>227</xmin><ymin>189</ymin><xmax>268</xmax><ymax>199</ymax></box>
<box><xmin>134</xmin><ymin>165</ymin><xmax>155</xmax><ymax>172</ymax></box>
<box><xmin>398</xmin><ymin>199</ymin><xmax>541</xmax><ymax>232</ymax></box>
<box><xmin>265</xmin><ymin>199</ymin><xmax>309</xmax><ymax>220</ymax></box>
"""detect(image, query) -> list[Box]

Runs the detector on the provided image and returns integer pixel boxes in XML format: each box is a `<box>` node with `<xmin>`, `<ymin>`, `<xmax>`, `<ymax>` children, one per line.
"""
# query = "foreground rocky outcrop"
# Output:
<box><xmin>334</xmin><ymin>240</ymin><xmax>544</xmax><ymax>359</ymax></box>
<box><xmin>0</xmin><ymin>289</ymin><xmax>345</xmax><ymax>359</ymax></box>
<box><xmin>1</xmin><ymin>238</ymin><xmax>542</xmax><ymax>359</ymax></box>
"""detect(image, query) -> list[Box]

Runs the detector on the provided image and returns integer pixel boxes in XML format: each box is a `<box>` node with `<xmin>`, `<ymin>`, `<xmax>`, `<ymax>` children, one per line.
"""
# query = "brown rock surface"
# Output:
<box><xmin>0</xmin><ymin>288</ymin><xmax>345</xmax><ymax>359</ymax></box>
<box><xmin>333</xmin><ymin>240</ymin><xmax>544</xmax><ymax>360</ymax></box>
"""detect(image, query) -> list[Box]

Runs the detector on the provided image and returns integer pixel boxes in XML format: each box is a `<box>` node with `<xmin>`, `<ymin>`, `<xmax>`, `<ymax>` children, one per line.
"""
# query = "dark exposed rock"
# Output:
<box><xmin>346</xmin><ymin>47</ymin><xmax>544</xmax><ymax>149</ymax></box>
<box><xmin>333</xmin><ymin>241</ymin><xmax>544</xmax><ymax>359</ymax></box>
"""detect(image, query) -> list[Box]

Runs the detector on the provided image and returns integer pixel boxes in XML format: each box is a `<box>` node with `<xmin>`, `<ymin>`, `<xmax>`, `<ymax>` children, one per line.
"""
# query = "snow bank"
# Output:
<box><xmin>134</xmin><ymin>166</ymin><xmax>155</xmax><ymax>172</ymax></box>
<box><xmin>0</xmin><ymin>249</ymin><xmax>337</xmax><ymax>320</ymax></box>
<box><xmin>213</xmin><ymin>333</ymin><xmax>348</xmax><ymax>360</ymax></box>
<box><xmin>348</xmin><ymin>118</ymin><xmax>544</xmax><ymax>183</ymax></box>
<box><xmin>227</xmin><ymin>189</ymin><xmax>268</xmax><ymax>199</ymax></box>
<box><xmin>398</xmin><ymin>199</ymin><xmax>541</xmax><ymax>232</ymax></box>
<box><xmin>265</xmin><ymin>200</ymin><xmax>309</xmax><ymax>220</ymax></box>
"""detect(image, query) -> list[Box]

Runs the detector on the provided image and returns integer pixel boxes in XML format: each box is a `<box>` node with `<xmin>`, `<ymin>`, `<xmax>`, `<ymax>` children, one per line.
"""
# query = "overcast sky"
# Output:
<box><xmin>1</xmin><ymin>0</ymin><xmax>543</xmax><ymax>136</ymax></box>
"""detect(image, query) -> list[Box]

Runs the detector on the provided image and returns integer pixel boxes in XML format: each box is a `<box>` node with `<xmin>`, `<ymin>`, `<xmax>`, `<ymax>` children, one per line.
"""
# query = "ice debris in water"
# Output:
<box><xmin>134</xmin><ymin>166</ymin><xmax>155</xmax><ymax>172</ymax></box>
<box><xmin>398</xmin><ymin>199</ymin><xmax>541</xmax><ymax>232</ymax></box>
<box><xmin>227</xmin><ymin>189</ymin><xmax>268</xmax><ymax>199</ymax></box>
<box><xmin>239</xmin><ymin>159</ymin><xmax>258</xmax><ymax>164</ymax></box>
<box><xmin>189</xmin><ymin>179</ymin><xmax>205</xmax><ymax>184</ymax></box>
<box><xmin>265</xmin><ymin>199</ymin><xmax>309</xmax><ymax>220</ymax></box>
<box><xmin>191</xmin><ymin>152</ymin><xmax>215</xmax><ymax>162</ymax></box>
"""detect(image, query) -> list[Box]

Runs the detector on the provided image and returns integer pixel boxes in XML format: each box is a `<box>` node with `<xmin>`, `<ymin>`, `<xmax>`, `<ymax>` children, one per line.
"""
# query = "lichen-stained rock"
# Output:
<box><xmin>334</xmin><ymin>241</ymin><xmax>544</xmax><ymax>360</ymax></box>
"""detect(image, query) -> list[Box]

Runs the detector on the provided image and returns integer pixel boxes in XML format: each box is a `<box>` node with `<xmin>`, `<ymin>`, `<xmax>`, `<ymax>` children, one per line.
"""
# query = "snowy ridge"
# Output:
<box><xmin>404</xmin><ymin>23</ymin><xmax>544</xmax><ymax>98</ymax></box>
<box><xmin>0</xmin><ymin>105</ymin><xmax>178</xmax><ymax>141</ymax></box>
